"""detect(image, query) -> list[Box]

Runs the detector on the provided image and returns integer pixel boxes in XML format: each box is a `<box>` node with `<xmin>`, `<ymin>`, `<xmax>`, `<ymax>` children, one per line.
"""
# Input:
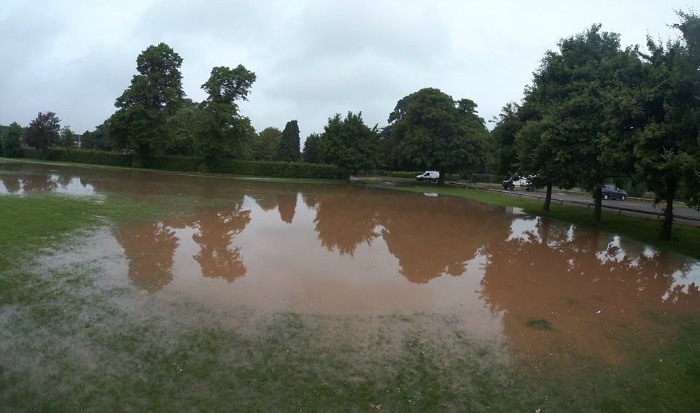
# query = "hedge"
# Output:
<box><xmin>20</xmin><ymin>147</ymin><xmax>347</xmax><ymax>180</ymax></box>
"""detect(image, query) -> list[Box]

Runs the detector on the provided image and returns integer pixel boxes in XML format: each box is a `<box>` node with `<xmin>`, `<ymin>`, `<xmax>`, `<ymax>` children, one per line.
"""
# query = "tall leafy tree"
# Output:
<box><xmin>387</xmin><ymin>88</ymin><xmax>488</xmax><ymax>184</ymax></box>
<box><xmin>490</xmin><ymin>102</ymin><xmax>524</xmax><ymax>177</ymax></box>
<box><xmin>82</xmin><ymin>121</ymin><xmax>114</xmax><ymax>151</ymax></box>
<box><xmin>633</xmin><ymin>11</ymin><xmax>700</xmax><ymax>240</ymax></box>
<box><xmin>277</xmin><ymin>120</ymin><xmax>300</xmax><ymax>162</ymax></box>
<box><xmin>302</xmin><ymin>133</ymin><xmax>321</xmax><ymax>163</ymax></box>
<box><xmin>198</xmin><ymin>65</ymin><xmax>256</xmax><ymax>169</ymax></box>
<box><xmin>254</xmin><ymin>127</ymin><xmax>282</xmax><ymax>161</ymax></box>
<box><xmin>111</xmin><ymin>43</ymin><xmax>184</xmax><ymax>166</ymax></box>
<box><xmin>23</xmin><ymin>112</ymin><xmax>60</xmax><ymax>150</ymax></box>
<box><xmin>165</xmin><ymin>99</ymin><xmax>200</xmax><ymax>156</ymax></box>
<box><xmin>517</xmin><ymin>25</ymin><xmax>637</xmax><ymax>218</ymax></box>
<box><xmin>319</xmin><ymin>112</ymin><xmax>380</xmax><ymax>175</ymax></box>
<box><xmin>1</xmin><ymin>122</ymin><xmax>23</xmax><ymax>157</ymax></box>
<box><xmin>60</xmin><ymin>126</ymin><xmax>75</xmax><ymax>148</ymax></box>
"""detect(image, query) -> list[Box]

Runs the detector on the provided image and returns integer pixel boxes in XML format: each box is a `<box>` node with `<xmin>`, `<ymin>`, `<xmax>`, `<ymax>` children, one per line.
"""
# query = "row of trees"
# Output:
<box><xmin>491</xmin><ymin>11</ymin><xmax>699</xmax><ymax>239</ymax></box>
<box><xmin>2</xmin><ymin>10</ymin><xmax>698</xmax><ymax>239</ymax></box>
<box><xmin>0</xmin><ymin>113</ymin><xmax>78</xmax><ymax>158</ymax></box>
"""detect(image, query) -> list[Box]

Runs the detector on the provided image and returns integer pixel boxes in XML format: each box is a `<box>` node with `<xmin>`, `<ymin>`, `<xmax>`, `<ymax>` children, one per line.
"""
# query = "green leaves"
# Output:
<box><xmin>388</xmin><ymin>88</ymin><xmax>488</xmax><ymax>180</ymax></box>
<box><xmin>1</xmin><ymin>122</ymin><xmax>23</xmax><ymax>157</ymax></box>
<box><xmin>318</xmin><ymin>112</ymin><xmax>380</xmax><ymax>174</ymax></box>
<box><xmin>23</xmin><ymin>112</ymin><xmax>61</xmax><ymax>151</ymax></box>
<box><xmin>278</xmin><ymin>120</ymin><xmax>300</xmax><ymax>162</ymax></box>
<box><xmin>111</xmin><ymin>43</ymin><xmax>185</xmax><ymax>164</ymax></box>
<box><xmin>201</xmin><ymin>65</ymin><xmax>256</xmax><ymax>106</ymax></box>
<box><xmin>198</xmin><ymin>65</ymin><xmax>257</xmax><ymax>168</ymax></box>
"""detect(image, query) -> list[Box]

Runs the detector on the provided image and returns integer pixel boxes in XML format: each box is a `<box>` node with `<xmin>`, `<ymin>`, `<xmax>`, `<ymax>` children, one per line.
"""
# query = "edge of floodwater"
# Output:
<box><xmin>353</xmin><ymin>177</ymin><xmax>700</xmax><ymax>261</ymax></box>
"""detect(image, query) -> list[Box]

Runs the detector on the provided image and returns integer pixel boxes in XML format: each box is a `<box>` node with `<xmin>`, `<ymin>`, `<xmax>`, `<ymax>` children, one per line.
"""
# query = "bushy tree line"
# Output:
<box><xmin>3</xmin><ymin>10</ymin><xmax>697</xmax><ymax>239</ymax></box>
<box><xmin>491</xmin><ymin>11</ymin><xmax>700</xmax><ymax>239</ymax></box>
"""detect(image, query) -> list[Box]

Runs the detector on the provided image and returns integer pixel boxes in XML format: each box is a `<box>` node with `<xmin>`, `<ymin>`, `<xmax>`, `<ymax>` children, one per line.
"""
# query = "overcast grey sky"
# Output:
<box><xmin>0</xmin><ymin>0</ymin><xmax>693</xmax><ymax>140</ymax></box>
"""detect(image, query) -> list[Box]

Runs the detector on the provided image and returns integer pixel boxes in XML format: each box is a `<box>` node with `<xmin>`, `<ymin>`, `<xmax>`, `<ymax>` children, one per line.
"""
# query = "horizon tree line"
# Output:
<box><xmin>1</xmin><ymin>10</ymin><xmax>698</xmax><ymax>240</ymax></box>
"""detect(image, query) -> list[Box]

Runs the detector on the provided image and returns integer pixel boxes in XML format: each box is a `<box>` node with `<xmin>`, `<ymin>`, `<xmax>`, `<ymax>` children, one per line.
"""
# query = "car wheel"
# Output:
<box><xmin>603</xmin><ymin>194</ymin><xmax>609</xmax><ymax>200</ymax></box>
<box><xmin>621</xmin><ymin>195</ymin><xmax>626</xmax><ymax>201</ymax></box>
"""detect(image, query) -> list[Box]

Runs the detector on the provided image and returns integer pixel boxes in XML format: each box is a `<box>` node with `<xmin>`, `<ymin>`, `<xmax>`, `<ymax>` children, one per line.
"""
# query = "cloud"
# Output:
<box><xmin>0</xmin><ymin>0</ymin><xmax>693</xmax><ymax>141</ymax></box>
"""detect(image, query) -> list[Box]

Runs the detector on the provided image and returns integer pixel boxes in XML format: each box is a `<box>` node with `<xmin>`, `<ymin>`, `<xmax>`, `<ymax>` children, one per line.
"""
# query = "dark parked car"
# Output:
<box><xmin>600</xmin><ymin>184</ymin><xmax>627</xmax><ymax>200</ymax></box>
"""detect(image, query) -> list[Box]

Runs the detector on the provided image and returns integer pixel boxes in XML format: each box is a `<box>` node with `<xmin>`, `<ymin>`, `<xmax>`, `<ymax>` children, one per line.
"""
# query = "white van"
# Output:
<box><xmin>416</xmin><ymin>171</ymin><xmax>439</xmax><ymax>182</ymax></box>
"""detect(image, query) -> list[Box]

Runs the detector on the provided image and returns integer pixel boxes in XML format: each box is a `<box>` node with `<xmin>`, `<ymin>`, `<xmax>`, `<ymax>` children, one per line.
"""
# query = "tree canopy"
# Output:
<box><xmin>278</xmin><ymin>120</ymin><xmax>300</xmax><ymax>162</ymax></box>
<box><xmin>197</xmin><ymin>65</ymin><xmax>257</xmax><ymax>169</ymax></box>
<box><xmin>387</xmin><ymin>88</ymin><xmax>489</xmax><ymax>184</ymax></box>
<box><xmin>110</xmin><ymin>43</ymin><xmax>184</xmax><ymax>165</ymax></box>
<box><xmin>1</xmin><ymin>122</ymin><xmax>23</xmax><ymax>157</ymax></box>
<box><xmin>318</xmin><ymin>112</ymin><xmax>380</xmax><ymax>175</ymax></box>
<box><xmin>23</xmin><ymin>112</ymin><xmax>60</xmax><ymax>150</ymax></box>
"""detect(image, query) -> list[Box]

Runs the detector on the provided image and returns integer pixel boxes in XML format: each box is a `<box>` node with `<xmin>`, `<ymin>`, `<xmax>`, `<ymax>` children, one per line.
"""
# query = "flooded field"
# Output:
<box><xmin>1</xmin><ymin>161</ymin><xmax>699</xmax><ymax>412</ymax></box>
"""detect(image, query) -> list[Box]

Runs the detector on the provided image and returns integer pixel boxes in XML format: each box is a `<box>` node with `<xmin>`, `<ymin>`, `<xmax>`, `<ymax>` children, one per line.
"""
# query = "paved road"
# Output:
<box><xmin>489</xmin><ymin>186</ymin><xmax>700</xmax><ymax>227</ymax></box>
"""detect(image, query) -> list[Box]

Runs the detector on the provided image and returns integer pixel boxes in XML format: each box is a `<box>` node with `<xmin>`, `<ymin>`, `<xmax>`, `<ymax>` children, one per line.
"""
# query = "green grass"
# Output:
<box><xmin>378</xmin><ymin>183</ymin><xmax>700</xmax><ymax>259</ymax></box>
<box><xmin>1</xmin><ymin>187</ymin><xmax>700</xmax><ymax>412</ymax></box>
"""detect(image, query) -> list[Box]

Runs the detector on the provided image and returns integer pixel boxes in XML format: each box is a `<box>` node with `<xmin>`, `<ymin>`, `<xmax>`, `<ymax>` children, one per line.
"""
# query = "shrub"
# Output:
<box><xmin>21</xmin><ymin>148</ymin><xmax>346</xmax><ymax>180</ymax></box>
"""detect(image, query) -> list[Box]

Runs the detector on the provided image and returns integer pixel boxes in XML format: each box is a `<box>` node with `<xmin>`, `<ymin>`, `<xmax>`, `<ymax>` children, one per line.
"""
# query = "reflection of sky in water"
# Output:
<box><xmin>0</xmin><ymin>173</ymin><xmax>101</xmax><ymax>199</ymax></box>
<box><xmin>664</xmin><ymin>262</ymin><xmax>700</xmax><ymax>302</ymax></box>
<box><xmin>507</xmin><ymin>216</ymin><xmax>541</xmax><ymax>242</ymax></box>
<box><xmin>51</xmin><ymin>175</ymin><xmax>97</xmax><ymax>196</ymax></box>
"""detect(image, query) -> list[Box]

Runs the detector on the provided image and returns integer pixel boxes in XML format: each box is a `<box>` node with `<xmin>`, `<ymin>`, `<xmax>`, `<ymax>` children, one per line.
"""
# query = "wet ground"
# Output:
<box><xmin>1</xmin><ymin>161</ymin><xmax>699</xmax><ymax>411</ymax></box>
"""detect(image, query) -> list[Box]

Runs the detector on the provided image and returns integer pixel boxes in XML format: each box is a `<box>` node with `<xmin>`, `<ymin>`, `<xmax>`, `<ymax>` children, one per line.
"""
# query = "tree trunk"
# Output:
<box><xmin>593</xmin><ymin>185</ymin><xmax>602</xmax><ymax>226</ymax></box>
<box><xmin>438</xmin><ymin>171</ymin><xmax>445</xmax><ymax>186</ymax></box>
<box><xmin>542</xmin><ymin>183</ymin><xmax>553</xmax><ymax>212</ymax></box>
<box><xmin>659</xmin><ymin>177</ymin><xmax>677</xmax><ymax>241</ymax></box>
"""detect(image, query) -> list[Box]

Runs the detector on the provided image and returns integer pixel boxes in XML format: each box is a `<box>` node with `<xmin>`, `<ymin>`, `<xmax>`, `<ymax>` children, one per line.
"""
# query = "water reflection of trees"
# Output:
<box><xmin>0</xmin><ymin>175</ymin><xmax>21</xmax><ymax>193</ymax></box>
<box><xmin>314</xmin><ymin>190</ymin><xmax>378</xmax><ymax>255</ymax></box>
<box><xmin>191</xmin><ymin>205</ymin><xmax>251</xmax><ymax>282</ymax></box>
<box><xmin>310</xmin><ymin>189</ymin><xmax>510</xmax><ymax>282</ymax></box>
<box><xmin>480</xmin><ymin>216</ymin><xmax>700</xmax><ymax>363</ymax></box>
<box><xmin>112</xmin><ymin>222</ymin><xmax>178</xmax><ymax>293</ymax></box>
<box><xmin>21</xmin><ymin>174</ymin><xmax>57</xmax><ymax>193</ymax></box>
<box><xmin>380</xmin><ymin>195</ymin><xmax>508</xmax><ymax>283</ymax></box>
<box><xmin>248</xmin><ymin>190</ymin><xmax>298</xmax><ymax>224</ymax></box>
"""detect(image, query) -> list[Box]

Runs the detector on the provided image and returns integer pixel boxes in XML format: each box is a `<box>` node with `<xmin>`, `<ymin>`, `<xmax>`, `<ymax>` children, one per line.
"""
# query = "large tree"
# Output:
<box><xmin>517</xmin><ymin>25</ymin><xmax>638</xmax><ymax>218</ymax></box>
<box><xmin>165</xmin><ymin>98</ymin><xmax>200</xmax><ymax>156</ymax></box>
<box><xmin>60</xmin><ymin>126</ymin><xmax>75</xmax><ymax>148</ymax></box>
<box><xmin>111</xmin><ymin>43</ymin><xmax>184</xmax><ymax>166</ymax></box>
<box><xmin>318</xmin><ymin>112</ymin><xmax>380</xmax><ymax>175</ymax></box>
<box><xmin>387</xmin><ymin>88</ymin><xmax>488</xmax><ymax>184</ymax></box>
<box><xmin>254</xmin><ymin>127</ymin><xmax>282</xmax><ymax>161</ymax></box>
<box><xmin>197</xmin><ymin>65</ymin><xmax>256</xmax><ymax>169</ymax></box>
<box><xmin>277</xmin><ymin>120</ymin><xmax>300</xmax><ymax>162</ymax></box>
<box><xmin>81</xmin><ymin>121</ymin><xmax>114</xmax><ymax>151</ymax></box>
<box><xmin>302</xmin><ymin>133</ymin><xmax>321</xmax><ymax>163</ymax></box>
<box><xmin>1</xmin><ymin>122</ymin><xmax>23</xmax><ymax>157</ymax></box>
<box><xmin>490</xmin><ymin>102</ymin><xmax>524</xmax><ymax>177</ymax></box>
<box><xmin>23</xmin><ymin>112</ymin><xmax>60</xmax><ymax>150</ymax></box>
<box><xmin>633</xmin><ymin>11</ymin><xmax>700</xmax><ymax>240</ymax></box>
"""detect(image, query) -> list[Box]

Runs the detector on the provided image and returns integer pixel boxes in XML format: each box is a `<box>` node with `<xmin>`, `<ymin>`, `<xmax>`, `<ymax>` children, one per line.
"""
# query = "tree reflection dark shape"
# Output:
<box><xmin>250</xmin><ymin>193</ymin><xmax>278</xmax><ymax>212</ymax></box>
<box><xmin>481</xmin><ymin>217</ymin><xmax>700</xmax><ymax>364</ymax></box>
<box><xmin>248</xmin><ymin>190</ymin><xmax>298</xmax><ymax>224</ymax></box>
<box><xmin>56</xmin><ymin>174</ymin><xmax>74</xmax><ymax>189</ymax></box>
<box><xmin>380</xmin><ymin>196</ymin><xmax>508</xmax><ymax>283</ymax></box>
<box><xmin>113</xmin><ymin>221</ymin><xmax>178</xmax><ymax>293</ymax></box>
<box><xmin>314</xmin><ymin>191</ymin><xmax>378</xmax><ymax>256</ymax></box>
<box><xmin>0</xmin><ymin>176</ymin><xmax>21</xmax><ymax>193</ymax></box>
<box><xmin>21</xmin><ymin>175</ymin><xmax>57</xmax><ymax>193</ymax></box>
<box><xmin>192</xmin><ymin>205</ymin><xmax>251</xmax><ymax>282</ymax></box>
<box><xmin>277</xmin><ymin>192</ymin><xmax>297</xmax><ymax>224</ymax></box>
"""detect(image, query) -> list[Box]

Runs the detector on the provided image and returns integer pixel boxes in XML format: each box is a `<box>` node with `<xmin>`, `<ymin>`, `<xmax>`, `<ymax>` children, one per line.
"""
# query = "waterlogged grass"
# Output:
<box><xmin>1</xmin><ymin>191</ymin><xmax>700</xmax><ymax>412</ymax></box>
<box><xmin>385</xmin><ymin>184</ymin><xmax>700</xmax><ymax>260</ymax></box>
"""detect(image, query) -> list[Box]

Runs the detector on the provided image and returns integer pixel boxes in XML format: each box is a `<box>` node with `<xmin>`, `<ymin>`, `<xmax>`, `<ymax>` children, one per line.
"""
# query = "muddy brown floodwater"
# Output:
<box><xmin>2</xmin><ymin>161</ymin><xmax>699</xmax><ymax>365</ymax></box>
